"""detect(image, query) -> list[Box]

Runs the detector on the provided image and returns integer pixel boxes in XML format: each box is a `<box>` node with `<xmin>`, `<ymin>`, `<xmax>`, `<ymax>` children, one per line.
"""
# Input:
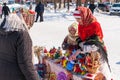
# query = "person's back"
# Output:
<box><xmin>0</xmin><ymin>14</ymin><xmax>39</xmax><ymax>80</ymax></box>
<box><xmin>35</xmin><ymin>2</ymin><xmax>44</xmax><ymax>13</ymax></box>
<box><xmin>0</xmin><ymin>31</ymin><xmax>27</xmax><ymax>80</ymax></box>
<box><xmin>35</xmin><ymin>2</ymin><xmax>44</xmax><ymax>22</ymax></box>
<box><xmin>2</xmin><ymin>3</ymin><xmax>10</xmax><ymax>18</ymax></box>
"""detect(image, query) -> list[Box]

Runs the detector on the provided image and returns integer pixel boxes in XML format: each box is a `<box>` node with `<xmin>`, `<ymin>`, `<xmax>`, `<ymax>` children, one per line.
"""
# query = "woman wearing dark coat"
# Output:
<box><xmin>0</xmin><ymin>14</ymin><xmax>39</xmax><ymax>80</ymax></box>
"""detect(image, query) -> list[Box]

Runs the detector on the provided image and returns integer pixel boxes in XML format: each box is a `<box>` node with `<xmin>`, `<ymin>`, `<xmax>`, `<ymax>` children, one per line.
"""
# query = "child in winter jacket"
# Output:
<box><xmin>62</xmin><ymin>22</ymin><xmax>79</xmax><ymax>56</ymax></box>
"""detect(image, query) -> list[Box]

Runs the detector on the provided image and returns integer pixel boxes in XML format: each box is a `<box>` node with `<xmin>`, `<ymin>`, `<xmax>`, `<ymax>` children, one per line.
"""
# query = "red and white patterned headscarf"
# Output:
<box><xmin>73</xmin><ymin>7</ymin><xmax>97</xmax><ymax>26</ymax></box>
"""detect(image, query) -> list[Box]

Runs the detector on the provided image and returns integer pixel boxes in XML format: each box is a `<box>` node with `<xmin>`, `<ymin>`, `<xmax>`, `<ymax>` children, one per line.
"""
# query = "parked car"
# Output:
<box><xmin>25</xmin><ymin>1</ymin><xmax>35</xmax><ymax>6</ymax></box>
<box><xmin>97</xmin><ymin>3</ymin><xmax>109</xmax><ymax>12</ymax></box>
<box><xmin>8</xmin><ymin>0</ymin><xmax>15</xmax><ymax>4</ymax></box>
<box><xmin>109</xmin><ymin>3</ymin><xmax>120</xmax><ymax>15</ymax></box>
<box><xmin>103</xmin><ymin>2</ymin><xmax>112</xmax><ymax>11</ymax></box>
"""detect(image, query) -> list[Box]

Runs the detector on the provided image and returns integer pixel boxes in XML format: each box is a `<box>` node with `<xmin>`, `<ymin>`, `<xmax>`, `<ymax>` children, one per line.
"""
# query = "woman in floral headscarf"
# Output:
<box><xmin>71</xmin><ymin>6</ymin><xmax>113</xmax><ymax>80</ymax></box>
<box><xmin>73</xmin><ymin>6</ymin><xmax>103</xmax><ymax>42</ymax></box>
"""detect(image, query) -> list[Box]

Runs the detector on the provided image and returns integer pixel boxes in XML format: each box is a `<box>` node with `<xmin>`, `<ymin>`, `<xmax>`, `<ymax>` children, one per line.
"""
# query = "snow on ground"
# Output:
<box><xmin>29</xmin><ymin>9</ymin><xmax>120</xmax><ymax>80</ymax></box>
<box><xmin>0</xmin><ymin>5</ymin><xmax>120</xmax><ymax>79</ymax></box>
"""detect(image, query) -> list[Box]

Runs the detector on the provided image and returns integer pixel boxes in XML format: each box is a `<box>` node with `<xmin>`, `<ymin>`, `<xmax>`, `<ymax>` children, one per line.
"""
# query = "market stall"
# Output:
<box><xmin>34</xmin><ymin>45</ymin><xmax>106</xmax><ymax>80</ymax></box>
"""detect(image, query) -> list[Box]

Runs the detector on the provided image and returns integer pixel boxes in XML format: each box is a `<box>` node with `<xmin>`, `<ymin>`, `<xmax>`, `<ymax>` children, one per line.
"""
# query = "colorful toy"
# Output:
<box><xmin>73</xmin><ymin>63</ymin><xmax>82</xmax><ymax>74</ymax></box>
<box><xmin>35</xmin><ymin>63</ymin><xmax>47</xmax><ymax>78</ymax></box>
<box><xmin>85</xmin><ymin>51</ymin><xmax>101</xmax><ymax>74</ymax></box>
<box><xmin>54</xmin><ymin>47</ymin><xmax>62</xmax><ymax>59</ymax></box>
<box><xmin>61</xmin><ymin>57</ymin><xmax>68</xmax><ymax>68</ymax></box>
<box><xmin>49</xmin><ymin>72</ymin><xmax>57</xmax><ymax>80</ymax></box>
<box><xmin>49</xmin><ymin>47</ymin><xmax>57</xmax><ymax>59</ymax></box>
<box><xmin>66</xmin><ymin>71</ymin><xmax>73</xmax><ymax>80</ymax></box>
<box><xmin>66</xmin><ymin>61</ymin><xmax>75</xmax><ymax>71</ymax></box>
<box><xmin>57</xmin><ymin>72</ymin><xmax>67</xmax><ymax>80</ymax></box>
<box><xmin>44</xmin><ymin>47</ymin><xmax>48</xmax><ymax>53</ymax></box>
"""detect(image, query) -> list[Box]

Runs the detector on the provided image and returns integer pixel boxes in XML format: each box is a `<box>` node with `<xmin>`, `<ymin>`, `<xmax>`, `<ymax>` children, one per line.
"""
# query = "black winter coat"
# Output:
<box><xmin>35</xmin><ymin>3</ymin><xmax>44</xmax><ymax>13</ymax></box>
<box><xmin>2</xmin><ymin>5</ymin><xmax>10</xmax><ymax>15</ymax></box>
<box><xmin>89</xmin><ymin>4</ymin><xmax>96</xmax><ymax>13</ymax></box>
<box><xmin>0</xmin><ymin>30</ymin><xmax>39</xmax><ymax>80</ymax></box>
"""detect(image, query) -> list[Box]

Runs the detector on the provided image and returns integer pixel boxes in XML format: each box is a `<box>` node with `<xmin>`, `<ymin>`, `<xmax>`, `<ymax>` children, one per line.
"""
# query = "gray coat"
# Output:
<box><xmin>0</xmin><ymin>30</ymin><xmax>39</xmax><ymax>80</ymax></box>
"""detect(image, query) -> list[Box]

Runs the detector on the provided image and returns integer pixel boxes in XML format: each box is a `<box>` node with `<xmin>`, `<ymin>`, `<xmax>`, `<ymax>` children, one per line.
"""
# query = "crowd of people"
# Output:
<box><xmin>0</xmin><ymin>1</ymin><xmax>113</xmax><ymax>80</ymax></box>
<box><xmin>0</xmin><ymin>1</ymin><xmax>45</xmax><ymax>22</ymax></box>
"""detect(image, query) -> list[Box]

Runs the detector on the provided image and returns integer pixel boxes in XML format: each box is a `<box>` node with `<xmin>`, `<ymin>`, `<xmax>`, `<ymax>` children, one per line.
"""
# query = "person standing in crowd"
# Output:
<box><xmin>35</xmin><ymin>1</ymin><xmax>44</xmax><ymax>22</ymax></box>
<box><xmin>71</xmin><ymin>6</ymin><xmax>112</xmax><ymax>80</ymax></box>
<box><xmin>88</xmin><ymin>1</ymin><xmax>96</xmax><ymax>14</ymax></box>
<box><xmin>0</xmin><ymin>13</ymin><xmax>39</xmax><ymax>80</ymax></box>
<box><xmin>2</xmin><ymin>3</ymin><xmax>10</xmax><ymax>18</ymax></box>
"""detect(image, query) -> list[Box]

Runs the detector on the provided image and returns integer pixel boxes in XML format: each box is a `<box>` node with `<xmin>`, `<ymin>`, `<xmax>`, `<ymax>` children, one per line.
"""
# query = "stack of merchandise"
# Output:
<box><xmin>22</xmin><ymin>9</ymin><xmax>35</xmax><ymax>29</ymax></box>
<box><xmin>33</xmin><ymin>44</ymin><xmax>105</xmax><ymax>80</ymax></box>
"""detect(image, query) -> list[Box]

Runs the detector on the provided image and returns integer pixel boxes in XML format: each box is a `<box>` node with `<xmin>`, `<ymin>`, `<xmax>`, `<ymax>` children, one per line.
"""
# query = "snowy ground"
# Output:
<box><xmin>0</xmin><ymin>5</ymin><xmax>120</xmax><ymax>79</ymax></box>
<box><xmin>29</xmin><ymin>9</ymin><xmax>120</xmax><ymax>80</ymax></box>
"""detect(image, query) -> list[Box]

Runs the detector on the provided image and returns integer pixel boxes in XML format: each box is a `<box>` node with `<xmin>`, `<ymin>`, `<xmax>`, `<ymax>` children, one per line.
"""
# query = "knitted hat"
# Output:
<box><xmin>73</xmin><ymin>10</ymin><xmax>81</xmax><ymax>18</ymax></box>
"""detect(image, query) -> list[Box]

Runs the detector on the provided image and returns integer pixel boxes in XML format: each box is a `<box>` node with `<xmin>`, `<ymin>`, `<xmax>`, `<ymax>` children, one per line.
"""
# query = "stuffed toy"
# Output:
<box><xmin>73</xmin><ymin>63</ymin><xmax>82</xmax><ymax>74</ymax></box>
<box><xmin>49</xmin><ymin>72</ymin><xmax>57</xmax><ymax>80</ymax></box>
<box><xmin>61</xmin><ymin>57</ymin><xmax>68</xmax><ymax>68</ymax></box>
<box><xmin>49</xmin><ymin>47</ymin><xmax>57</xmax><ymax>59</ymax></box>
<box><xmin>57</xmin><ymin>72</ymin><xmax>67</xmax><ymax>80</ymax></box>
